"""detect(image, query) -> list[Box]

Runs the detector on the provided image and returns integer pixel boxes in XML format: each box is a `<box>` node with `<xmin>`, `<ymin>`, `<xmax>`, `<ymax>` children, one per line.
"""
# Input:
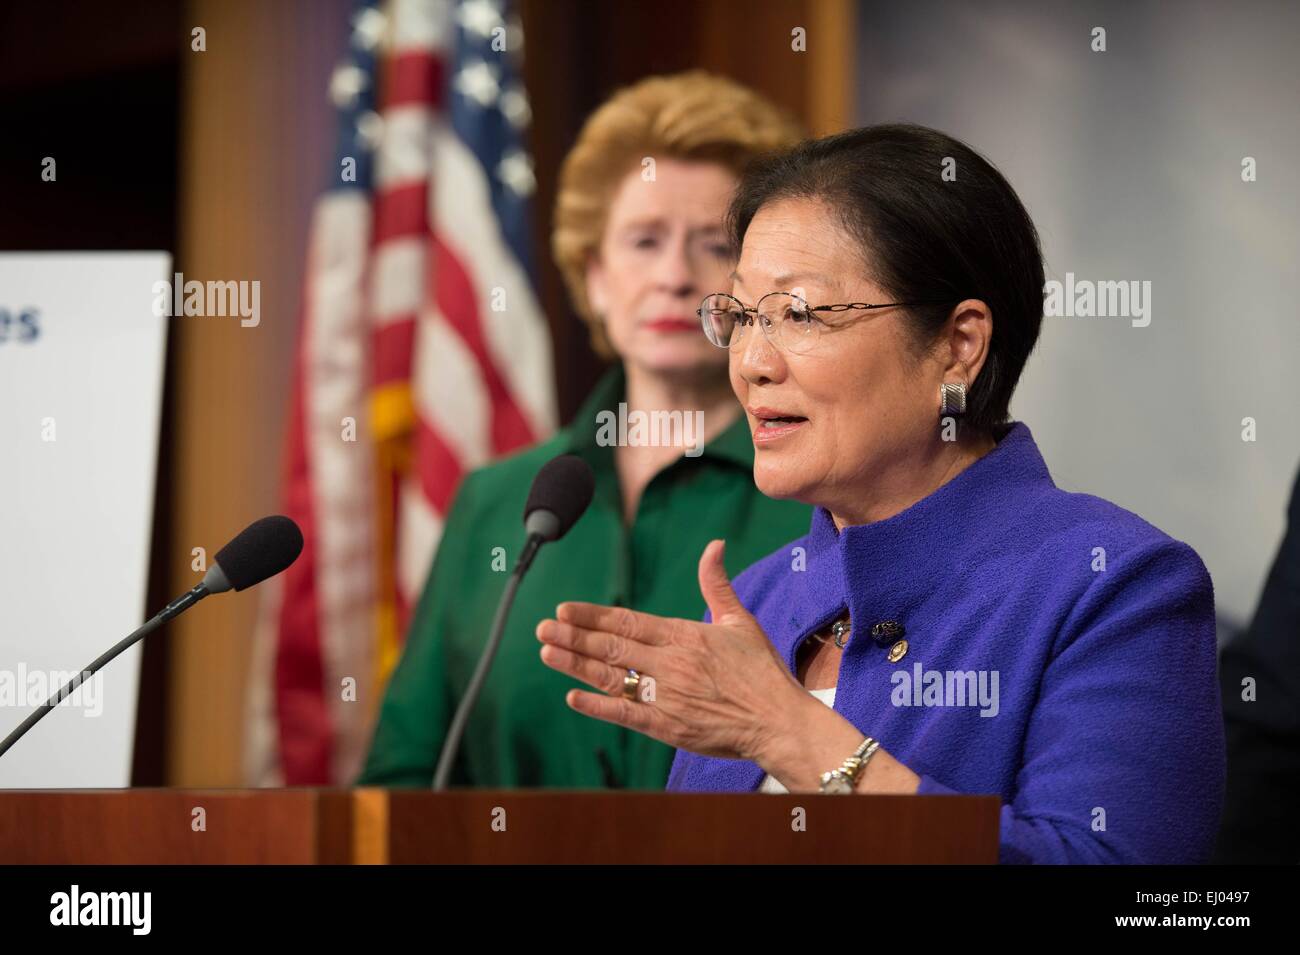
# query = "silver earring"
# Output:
<box><xmin>939</xmin><ymin>382</ymin><xmax>967</xmax><ymax>416</ymax></box>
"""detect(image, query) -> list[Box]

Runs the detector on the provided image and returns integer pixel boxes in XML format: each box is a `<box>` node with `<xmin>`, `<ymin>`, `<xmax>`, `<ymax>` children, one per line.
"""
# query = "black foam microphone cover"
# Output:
<box><xmin>523</xmin><ymin>454</ymin><xmax>595</xmax><ymax>541</ymax></box>
<box><xmin>213</xmin><ymin>515</ymin><xmax>304</xmax><ymax>592</ymax></box>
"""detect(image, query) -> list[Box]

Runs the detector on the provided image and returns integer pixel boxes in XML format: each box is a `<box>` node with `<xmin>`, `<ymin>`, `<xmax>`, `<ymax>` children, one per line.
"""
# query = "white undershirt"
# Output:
<box><xmin>757</xmin><ymin>686</ymin><xmax>837</xmax><ymax>794</ymax></box>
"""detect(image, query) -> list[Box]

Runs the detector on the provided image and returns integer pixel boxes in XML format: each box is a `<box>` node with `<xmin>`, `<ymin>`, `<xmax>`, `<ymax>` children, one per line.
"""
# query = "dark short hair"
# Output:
<box><xmin>726</xmin><ymin>123</ymin><xmax>1045</xmax><ymax>435</ymax></box>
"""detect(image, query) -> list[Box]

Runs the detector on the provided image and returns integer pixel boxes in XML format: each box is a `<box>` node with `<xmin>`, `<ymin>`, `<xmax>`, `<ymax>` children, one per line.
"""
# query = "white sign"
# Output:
<box><xmin>0</xmin><ymin>252</ymin><xmax>170</xmax><ymax>787</ymax></box>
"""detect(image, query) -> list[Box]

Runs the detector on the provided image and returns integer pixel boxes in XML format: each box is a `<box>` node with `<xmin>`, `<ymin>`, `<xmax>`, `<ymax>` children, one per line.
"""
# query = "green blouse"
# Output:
<box><xmin>357</xmin><ymin>366</ymin><xmax>812</xmax><ymax>789</ymax></box>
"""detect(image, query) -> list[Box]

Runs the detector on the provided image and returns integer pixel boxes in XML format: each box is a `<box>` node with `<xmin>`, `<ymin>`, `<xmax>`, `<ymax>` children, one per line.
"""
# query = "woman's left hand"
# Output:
<box><xmin>535</xmin><ymin>539</ymin><xmax>811</xmax><ymax>763</ymax></box>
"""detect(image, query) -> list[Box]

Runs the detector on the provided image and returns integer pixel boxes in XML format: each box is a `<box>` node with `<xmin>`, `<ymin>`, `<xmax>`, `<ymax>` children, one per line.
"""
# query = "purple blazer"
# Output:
<box><xmin>666</xmin><ymin>421</ymin><xmax>1224</xmax><ymax>864</ymax></box>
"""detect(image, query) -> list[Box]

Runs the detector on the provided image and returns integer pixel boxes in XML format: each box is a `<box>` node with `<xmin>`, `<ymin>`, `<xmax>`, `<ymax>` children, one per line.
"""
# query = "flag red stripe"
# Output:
<box><xmin>372</xmin><ymin>181</ymin><xmax>429</xmax><ymax>246</ymax></box>
<box><xmin>430</xmin><ymin>233</ymin><xmax>537</xmax><ymax>453</ymax></box>
<box><xmin>414</xmin><ymin>416</ymin><xmax>465</xmax><ymax>515</ymax></box>
<box><xmin>273</xmin><ymin>304</ymin><xmax>333</xmax><ymax>786</ymax></box>
<box><xmin>384</xmin><ymin>50</ymin><xmax>445</xmax><ymax>110</ymax></box>
<box><xmin>372</xmin><ymin>315</ymin><xmax>417</xmax><ymax>389</ymax></box>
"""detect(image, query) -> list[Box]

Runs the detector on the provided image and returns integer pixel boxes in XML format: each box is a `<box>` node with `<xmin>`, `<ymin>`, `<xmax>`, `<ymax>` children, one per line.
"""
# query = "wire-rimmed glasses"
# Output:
<box><xmin>697</xmin><ymin>291</ymin><xmax>951</xmax><ymax>355</ymax></box>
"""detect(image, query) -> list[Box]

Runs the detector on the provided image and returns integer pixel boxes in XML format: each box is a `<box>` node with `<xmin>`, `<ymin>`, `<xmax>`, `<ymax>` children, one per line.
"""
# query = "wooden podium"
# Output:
<box><xmin>0</xmin><ymin>789</ymin><xmax>999</xmax><ymax>863</ymax></box>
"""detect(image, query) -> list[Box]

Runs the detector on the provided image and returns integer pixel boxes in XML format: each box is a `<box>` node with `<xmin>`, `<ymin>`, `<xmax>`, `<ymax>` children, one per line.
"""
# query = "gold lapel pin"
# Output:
<box><xmin>870</xmin><ymin>621</ymin><xmax>908</xmax><ymax>662</ymax></box>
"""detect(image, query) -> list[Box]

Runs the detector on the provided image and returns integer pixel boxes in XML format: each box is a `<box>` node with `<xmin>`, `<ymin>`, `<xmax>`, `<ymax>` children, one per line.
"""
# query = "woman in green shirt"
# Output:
<box><xmin>358</xmin><ymin>72</ymin><xmax>810</xmax><ymax>789</ymax></box>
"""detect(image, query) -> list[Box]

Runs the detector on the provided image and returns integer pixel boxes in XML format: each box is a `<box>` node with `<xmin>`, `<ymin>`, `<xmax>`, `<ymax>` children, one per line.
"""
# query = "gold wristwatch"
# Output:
<box><xmin>819</xmin><ymin>737</ymin><xmax>880</xmax><ymax>794</ymax></box>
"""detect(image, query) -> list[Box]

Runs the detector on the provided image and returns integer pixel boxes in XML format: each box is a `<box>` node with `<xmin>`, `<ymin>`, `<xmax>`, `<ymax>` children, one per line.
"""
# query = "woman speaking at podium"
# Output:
<box><xmin>359</xmin><ymin>73</ymin><xmax>810</xmax><ymax>790</ymax></box>
<box><xmin>536</xmin><ymin>124</ymin><xmax>1225</xmax><ymax>864</ymax></box>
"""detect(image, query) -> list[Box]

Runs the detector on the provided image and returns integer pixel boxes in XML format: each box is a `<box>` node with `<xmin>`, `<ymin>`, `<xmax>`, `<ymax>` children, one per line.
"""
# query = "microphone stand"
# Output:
<box><xmin>0</xmin><ymin>582</ymin><xmax>214</xmax><ymax>761</ymax></box>
<box><xmin>431</xmin><ymin>521</ymin><xmax>551</xmax><ymax>791</ymax></box>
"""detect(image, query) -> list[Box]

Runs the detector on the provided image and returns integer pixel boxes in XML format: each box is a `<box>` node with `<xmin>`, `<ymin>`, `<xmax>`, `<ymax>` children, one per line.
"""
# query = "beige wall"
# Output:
<box><xmin>166</xmin><ymin>0</ymin><xmax>346</xmax><ymax>784</ymax></box>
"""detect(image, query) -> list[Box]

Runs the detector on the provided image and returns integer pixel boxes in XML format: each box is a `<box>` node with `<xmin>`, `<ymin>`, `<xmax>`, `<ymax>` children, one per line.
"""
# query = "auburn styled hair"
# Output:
<box><xmin>551</xmin><ymin>71</ymin><xmax>803</xmax><ymax>356</ymax></box>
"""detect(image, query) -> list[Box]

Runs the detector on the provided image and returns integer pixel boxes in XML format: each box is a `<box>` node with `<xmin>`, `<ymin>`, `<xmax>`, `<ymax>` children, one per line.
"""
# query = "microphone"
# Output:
<box><xmin>432</xmin><ymin>455</ymin><xmax>595</xmax><ymax>790</ymax></box>
<box><xmin>518</xmin><ymin>452</ymin><xmax>596</xmax><ymax>571</ymax></box>
<box><xmin>0</xmin><ymin>515</ymin><xmax>304</xmax><ymax>762</ymax></box>
<box><xmin>202</xmin><ymin>515</ymin><xmax>305</xmax><ymax>595</ymax></box>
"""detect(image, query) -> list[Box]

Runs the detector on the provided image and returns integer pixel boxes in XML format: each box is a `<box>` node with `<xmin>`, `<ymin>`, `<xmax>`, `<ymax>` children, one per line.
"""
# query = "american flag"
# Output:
<box><xmin>244</xmin><ymin>0</ymin><xmax>555</xmax><ymax>786</ymax></box>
